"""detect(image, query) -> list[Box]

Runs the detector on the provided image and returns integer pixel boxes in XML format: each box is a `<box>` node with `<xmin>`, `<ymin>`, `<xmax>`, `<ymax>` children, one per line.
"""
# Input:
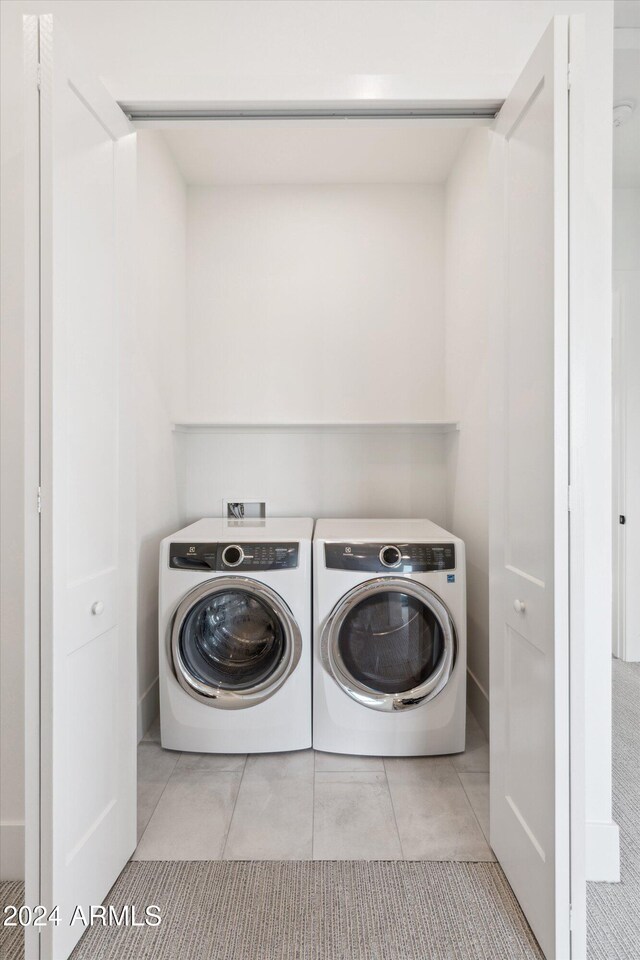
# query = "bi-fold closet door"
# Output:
<box><xmin>25</xmin><ymin>12</ymin><xmax>580</xmax><ymax>960</ymax></box>
<box><xmin>24</xmin><ymin>15</ymin><xmax>137</xmax><ymax>960</ymax></box>
<box><xmin>489</xmin><ymin>17</ymin><xmax>574</xmax><ymax>960</ymax></box>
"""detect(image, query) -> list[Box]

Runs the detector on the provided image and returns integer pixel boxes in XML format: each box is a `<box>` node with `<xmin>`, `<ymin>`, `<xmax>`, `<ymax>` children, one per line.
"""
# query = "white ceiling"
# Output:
<box><xmin>159</xmin><ymin>121</ymin><xmax>472</xmax><ymax>185</ymax></box>
<box><xmin>614</xmin><ymin>42</ymin><xmax>640</xmax><ymax>187</ymax></box>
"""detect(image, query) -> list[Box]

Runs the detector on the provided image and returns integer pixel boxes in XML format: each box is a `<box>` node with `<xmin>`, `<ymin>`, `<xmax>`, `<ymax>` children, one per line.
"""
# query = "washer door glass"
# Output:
<box><xmin>337</xmin><ymin>590</ymin><xmax>444</xmax><ymax>695</ymax></box>
<box><xmin>180</xmin><ymin>589</ymin><xmax>286</xmax><ymax>691</ymax></box>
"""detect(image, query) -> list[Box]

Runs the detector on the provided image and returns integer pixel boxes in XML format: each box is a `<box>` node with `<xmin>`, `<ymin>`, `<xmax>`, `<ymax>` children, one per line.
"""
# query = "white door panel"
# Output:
<box><xmin>65</xmin><ymin>569</ymin><xmax>118</xmax><ymax>651</ymax></box>
<box><xmin>490</xmin><ymin>16</ymin><xmax>570</xmax><ymax>960</ymax></box>
<box><xmin>35</xmin><ymin>15</ymin><xmax>136</xmax><ymax>960</ymax></box>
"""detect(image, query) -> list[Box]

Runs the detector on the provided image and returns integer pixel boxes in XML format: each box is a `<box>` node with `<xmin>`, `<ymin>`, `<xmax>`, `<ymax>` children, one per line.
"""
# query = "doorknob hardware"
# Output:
<box><xmin>513</xmin><ymin>599</ymin><xmax>526</xmax><ymax>614</ymax></box>
<box><xmin>91</xmin><ymin>601</ymin><xmax>105</xmax><ymax>616</ymax></box>
<box><xmin>620</xmin><ymin>515</ymin><xmax>626</xmax><ymax>525</ymax></box>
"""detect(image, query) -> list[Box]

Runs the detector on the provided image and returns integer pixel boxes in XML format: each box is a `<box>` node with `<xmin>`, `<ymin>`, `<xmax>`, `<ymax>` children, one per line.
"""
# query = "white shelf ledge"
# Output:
<box><xmin>172</xmin><ymin>421</ymin><xmax>459</xmax><ymax>434</ymax></box>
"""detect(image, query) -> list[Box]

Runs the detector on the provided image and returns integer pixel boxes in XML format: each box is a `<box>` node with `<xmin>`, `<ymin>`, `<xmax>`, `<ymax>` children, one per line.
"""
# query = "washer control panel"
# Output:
<box><xmin>169</xmin><ymin>541</ymin><xmax>299</xmax><ymax>571</ymax></box>
<box><xmin>218</xmin><ymin>542</ymin><xmax>298</xmax><ymax>570</ymax></box>
<box><xmin>324</xmin><ymin>542</ymin><xmax>455</xmax><ymax>573</ymax></box>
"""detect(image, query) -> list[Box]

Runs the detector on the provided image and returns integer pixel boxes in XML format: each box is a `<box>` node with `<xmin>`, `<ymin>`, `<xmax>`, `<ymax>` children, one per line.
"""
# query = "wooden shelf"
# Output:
<box><xmin>173</xmin><ymin>421</ymin><xmax>459</xmax><ymax>434</ymax></box>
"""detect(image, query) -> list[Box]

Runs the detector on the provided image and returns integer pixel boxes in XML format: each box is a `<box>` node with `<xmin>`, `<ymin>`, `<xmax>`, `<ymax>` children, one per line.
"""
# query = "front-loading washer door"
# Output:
<box><xmin>171</xmin><ymin>577</ymin><xmax>302</xmax><ymax>709</ymax></box>
<box><xmin>321</xmin><ymin>578</ymin><xmax>456</xmax><ymax>712</ymax></box>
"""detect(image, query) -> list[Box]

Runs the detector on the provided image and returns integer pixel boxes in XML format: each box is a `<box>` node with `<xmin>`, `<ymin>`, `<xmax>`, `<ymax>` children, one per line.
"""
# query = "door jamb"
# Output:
<box><xmin>568</xmin><ymin>13</ymin><xmax>587</xmax><ymax>956</ymax></box>
<box><xmin>23</xmin><ymin>14</ymin><xmax>42</xmax><ymax>960</ymax></box>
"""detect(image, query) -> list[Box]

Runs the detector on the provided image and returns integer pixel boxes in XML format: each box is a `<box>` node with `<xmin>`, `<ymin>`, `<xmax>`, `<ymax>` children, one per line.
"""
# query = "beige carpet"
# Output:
<box><xmin>0</xmin><ymin>880</ymin><xmax>24</xmax><ymax>960</ymax></box>
<box><xmin>2</xmin><ymin>861</ymin><xmax>542</xmax><ymax>960</ymax></box>
<box><xmin>587</xmin><ymin>660</ymin><xmax>640</xmax><ymax>959</ymax></box>
<box><xmin>71</xmin><ymin>860</ymin><xmax>543</xmax><ymax>960</ymax></box>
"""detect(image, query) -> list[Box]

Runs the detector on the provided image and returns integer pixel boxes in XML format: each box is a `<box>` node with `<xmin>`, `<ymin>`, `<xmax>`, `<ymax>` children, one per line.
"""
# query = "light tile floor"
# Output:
<box><xmin>135</xmin><ymin>711</ymin><xmax>493</xmax><ymax>862</ymax></box>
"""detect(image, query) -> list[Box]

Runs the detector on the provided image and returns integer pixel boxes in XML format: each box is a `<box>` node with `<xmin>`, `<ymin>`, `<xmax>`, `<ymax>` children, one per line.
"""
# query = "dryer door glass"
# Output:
<box><xmin>180</xmin><ymin>590</ymin><xmax>286</xmax><ymax>690</ymax></box>
<box><xmin>337</xmin><ymin>590</ymin><xmax>444</xmax><ymax>694</ymax></box>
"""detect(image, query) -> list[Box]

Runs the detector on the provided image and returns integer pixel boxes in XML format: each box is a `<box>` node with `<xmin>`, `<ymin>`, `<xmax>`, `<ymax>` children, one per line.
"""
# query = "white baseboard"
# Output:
<box><xmin>467</xmin><ymin>667</ymin><xmax>489</xmax><ymax>740</ymax></box>
<box><xmin>0</xmin><ymin>821</ymin><xmax>25</xmax><ymax>881</ymax></box>
<box><xmin>586</xmin><ymin>819</ymin><xmax>621</xmax><ymax>882</ymax></box>
<box><xmin>616</xmin><ymin>651</ymin><xmax>640</xmax><ymax>664</ymax></box>
<box><xmin>137</xmin><ymin>676</ymin><xmax>159</xmax><ymax>743</ymax></box>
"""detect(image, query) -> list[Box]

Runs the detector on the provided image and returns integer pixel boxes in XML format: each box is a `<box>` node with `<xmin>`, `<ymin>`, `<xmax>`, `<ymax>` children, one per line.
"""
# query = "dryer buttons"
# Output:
<box><xmin>325</xmin><ymin>542</ymin><xmax>456</xmax><ymax>572</ymax></box>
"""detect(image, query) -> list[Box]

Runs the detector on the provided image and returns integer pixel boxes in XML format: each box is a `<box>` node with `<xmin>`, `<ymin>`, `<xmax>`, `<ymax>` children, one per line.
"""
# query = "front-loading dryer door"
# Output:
<box><xmin>171</xmin><ymin>577</ymin><xmax>302</xmax><ymax>709</ymax></box>
<box><xmin>321</xmin><ymin>578</ymin><xmax>456</xmax><ymax>712</ymax></box>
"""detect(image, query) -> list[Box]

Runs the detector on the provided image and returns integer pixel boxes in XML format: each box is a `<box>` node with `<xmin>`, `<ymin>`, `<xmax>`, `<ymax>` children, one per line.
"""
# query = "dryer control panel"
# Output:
<box><xmin>324</xmin><ymin>542</ymin><xmax>455</xmax><ymax>573</ymax></box>
<box><xmin>169</xmin><ymin>542</ymin><xmax>299</xmax><ymax>571</ymax></box>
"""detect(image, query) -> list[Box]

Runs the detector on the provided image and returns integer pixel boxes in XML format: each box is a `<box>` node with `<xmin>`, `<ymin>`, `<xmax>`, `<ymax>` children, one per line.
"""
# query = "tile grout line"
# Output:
<box><xmin>136</xmin><ymin>745</ymin><xmax>490</xmax><ymax>862</ymax></box>
<box><xmin>220</xmin><ymin>754</ymin><xmax>249</xmax><ymax>860</ymax></box>
<box><xmin>452</xmin><ymin>762</ymin><xmax>493</xmax><ymax>852</ymax></box>
<box><xmin>134</xmin><ymin>743</ymin><xmax>181</xmax><ymax>858</ymax></box>
<box><xmin>382</xmin><ymin>757</ymin><xmax>406</xmax><ymax>860</ymax></box>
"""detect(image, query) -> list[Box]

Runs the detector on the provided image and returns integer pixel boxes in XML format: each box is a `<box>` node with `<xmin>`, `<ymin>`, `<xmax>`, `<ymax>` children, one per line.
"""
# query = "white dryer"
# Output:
<box><xmin>159</xmin><ymin>517</ymin><xmax>313</xmax><ymax>753</ymax></box>
<box><xmin>313</xmin><ymin>519</ymin><xmax>466</xmax><ymax>757</ymax></box>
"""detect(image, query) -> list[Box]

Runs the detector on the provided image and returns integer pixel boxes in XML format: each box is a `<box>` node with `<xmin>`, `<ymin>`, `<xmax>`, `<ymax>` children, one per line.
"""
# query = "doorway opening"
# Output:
<box><xmin>10</xmin><ymin>15</ymin><xmax>588</xmax><ymax>960</ymax></box>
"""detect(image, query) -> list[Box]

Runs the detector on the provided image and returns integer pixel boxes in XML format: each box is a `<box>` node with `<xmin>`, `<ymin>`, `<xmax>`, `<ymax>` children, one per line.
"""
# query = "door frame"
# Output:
<box><xmin>19</xmin><ymin>13</ymin><xmax>601</xmax><ymax>960</ymax></box>
<box><xmin>23</xmin><ymin>17</ymin><xmax>42</xmax><ymax>960</ymax></box>
<box><xmin>568</xmin><ymin>20</ymin><xmax>587</xmax><ymax>952</ymax></box>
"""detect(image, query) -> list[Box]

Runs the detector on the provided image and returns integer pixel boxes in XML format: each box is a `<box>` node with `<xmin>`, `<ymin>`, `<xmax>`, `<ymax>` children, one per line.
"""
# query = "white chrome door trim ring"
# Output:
<box><xmin>321</xmin><ymin>577</ymin><xmax>457</xmax><ymax>712</ymax></box>
<box><xmin>170</xmin><ymin>576</ymin><xmax>302</xmax><ymax>710</ymax></box>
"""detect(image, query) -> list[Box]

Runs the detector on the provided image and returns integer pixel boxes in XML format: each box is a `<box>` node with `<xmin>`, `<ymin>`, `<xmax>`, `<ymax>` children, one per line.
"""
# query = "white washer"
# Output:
<box><xmin>313</xmin><ymin>519</ymin><xmax>466</xmax><ymax>756</ymax></box>
<box><xmin>159</xmin><ymin>517</ymin><xmax>313</xmax><ymax>753</ymax></box>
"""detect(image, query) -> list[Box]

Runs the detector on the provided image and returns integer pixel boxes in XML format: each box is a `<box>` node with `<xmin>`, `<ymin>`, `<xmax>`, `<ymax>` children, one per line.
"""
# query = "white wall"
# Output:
<box><xmin>443</xmin><ymin>129</ymin><xmax>492</xmax><ymax>736</ymax></box>
<box><xmin>576</xmin><ymin>7</ymin><xmax>616</xmax><ymax>882</ymax></box>
<box><xmin>135</xmin><ymin>131</ymin><xmax>187</xmax><ymax>739</ymax></box>
<box><xmin>181</xmin><ymin>181</ymin><xmax>448</xmax><ymax>532</ymax></box>
<box><xmin>177</xmin><ymin>427</ymin><xmax>450</xmax><ymax>526</ymax></box>
<box><xmin>185</xmin><ymin>184</ymin><xmax>445</xmax><ymax>423</ymax></box>
<box><xmin>613</xmin><ymin>188</ymin><xmax>640</xmax><ymax>661</ymax></box>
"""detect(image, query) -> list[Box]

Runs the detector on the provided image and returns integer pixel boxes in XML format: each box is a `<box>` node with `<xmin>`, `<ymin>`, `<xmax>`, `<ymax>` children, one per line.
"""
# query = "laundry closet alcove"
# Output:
<box><xmin>137</xmin><ymin>119</ymin><xmax>484</xmax><ymax>534</ymax></box>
